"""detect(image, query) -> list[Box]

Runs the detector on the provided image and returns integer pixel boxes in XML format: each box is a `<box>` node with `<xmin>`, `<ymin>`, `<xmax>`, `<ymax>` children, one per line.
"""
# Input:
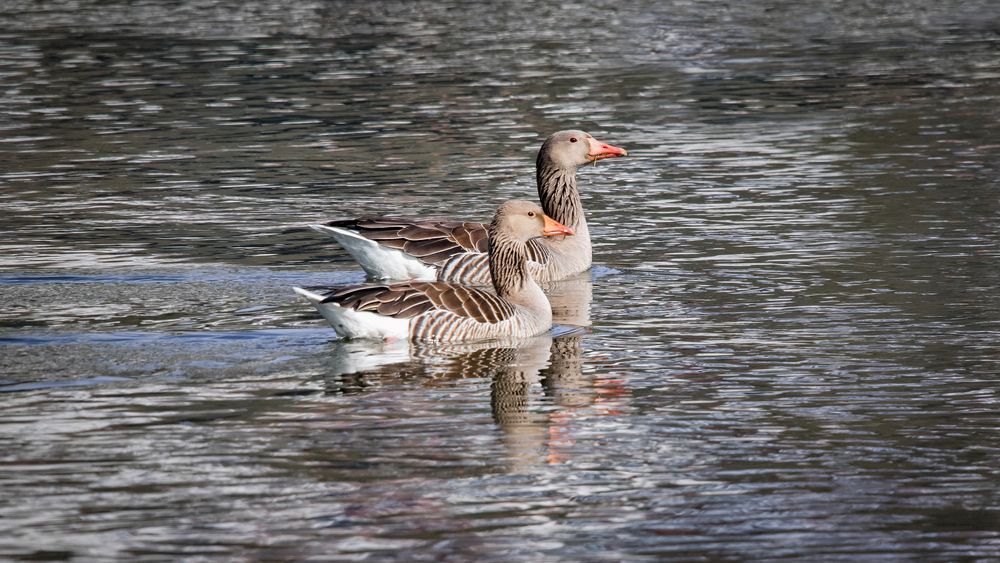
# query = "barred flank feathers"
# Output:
<box><xmin>439</xmin><ymin>252</ymin><xmax>490</xmax><ymax>284</ymax></box>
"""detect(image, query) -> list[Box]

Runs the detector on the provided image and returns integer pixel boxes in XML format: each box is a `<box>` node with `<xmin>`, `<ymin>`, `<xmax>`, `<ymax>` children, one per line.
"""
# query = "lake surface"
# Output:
<box><xmin>2</xmin><ymin>1</ymin><xmax>999</xmax><ymax>560</ymax></box>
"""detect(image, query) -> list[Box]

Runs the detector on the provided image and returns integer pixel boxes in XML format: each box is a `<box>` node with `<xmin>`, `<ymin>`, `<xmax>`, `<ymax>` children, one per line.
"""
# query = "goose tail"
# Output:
<box><xmin>293</xmin><ymin>286</ymin><xmax>409</xmax><ymax>340</ymax></box>
<box><xmin>292</xmin><ymin>286</ymin><xmax>327</xmax><ymax>304</ymax></box>
<box><xmin>309</xmin><ymin>224</ymin><xmax>437</xmax><ymax>281</ymax></box>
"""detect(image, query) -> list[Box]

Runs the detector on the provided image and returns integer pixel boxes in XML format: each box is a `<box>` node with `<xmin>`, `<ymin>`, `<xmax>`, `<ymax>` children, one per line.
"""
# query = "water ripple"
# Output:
<box><xmin>2</xmin><ymin>0</ymin><xmax>1000</xmax><ymax>560</ymax></box>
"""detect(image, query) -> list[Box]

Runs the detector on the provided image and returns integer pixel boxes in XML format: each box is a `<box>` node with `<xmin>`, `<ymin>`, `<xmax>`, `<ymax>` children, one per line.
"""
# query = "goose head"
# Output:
<box><xmin>493</xmin><ymin>200</ymin><xmax>575</xmax><ymax>243</ymax></box>
<box><xmin>538</xmin><ymin>130</ymin><xmax>628</xmax><ymax>170</ymax></box>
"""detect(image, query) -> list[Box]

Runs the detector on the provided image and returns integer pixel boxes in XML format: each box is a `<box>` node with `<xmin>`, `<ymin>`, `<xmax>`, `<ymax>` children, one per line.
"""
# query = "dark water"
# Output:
<box><xmin>2</xmin><ymin>1</ymin><xmax>1000</xmax><ymax>560</ymax></box>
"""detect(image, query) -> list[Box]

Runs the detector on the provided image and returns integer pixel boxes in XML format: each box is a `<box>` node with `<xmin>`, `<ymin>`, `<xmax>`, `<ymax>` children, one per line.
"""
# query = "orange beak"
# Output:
<box><xmin>587</xmin><ymin>136</ymin><xmax>628</xmax><ymax>162</ymax></box>
<box><xmin>542</xmin><ymin>214</ymin><xmax>574</xmax><ymax>237</ymax></box>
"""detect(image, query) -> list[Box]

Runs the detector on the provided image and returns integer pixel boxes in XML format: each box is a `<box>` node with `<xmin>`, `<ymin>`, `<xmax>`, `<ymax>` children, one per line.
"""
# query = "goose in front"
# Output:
<box><xmin>311</xmin><ymin>130</ymin><xmax>626</xmax><ymax>284</ymax></box>
<box><xmin>294</xmin><ymin>200</ymin><xmax>574</xmax><ymax>342</ymax></box>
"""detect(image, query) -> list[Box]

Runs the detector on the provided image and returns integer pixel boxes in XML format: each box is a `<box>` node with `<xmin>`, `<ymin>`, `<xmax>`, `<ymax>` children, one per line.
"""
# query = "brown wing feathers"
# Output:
<box><xmin>324</xmin><ymin>217</ymin><xmax>490</xmax><ymax>266</ymax></box>
<box><xmin>451</xmin><ymin>222</ymin><xmax>489</xmax><ymax>253</ymax></box>
<box><xmin>317</xmin><ymin>284</ymin><xmax>436</xmax><ymax>318</ymax></box>
<box><xmin>315</xmin><ymin>281</ymin><xmax>515</xmax><ymax>324</ymax></box>
<box><xmin>417</xmin><ymin>283</ymin><xmax>515</xmax><ymax>323</ymax></box>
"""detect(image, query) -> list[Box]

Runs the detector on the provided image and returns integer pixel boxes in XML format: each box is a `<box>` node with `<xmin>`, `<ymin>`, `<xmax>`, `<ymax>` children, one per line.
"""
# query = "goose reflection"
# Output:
<box><xmin>318</xmin><ymin>273</ymin><xmax>626</xmax><ymax>466</ymax></box>
<box><xmin>319</xmin><ymin>333</ymin><xmax>553</xmax><ymax>393</ymax></box>
<box><xmin>542</xmin><ymin>271</ymin><xmax>593</xmax><ymax>328</ymax></box>
<box><xmin>490</xmin><ymin>329</ymin><xmax>629</xmax><ymax>467</ymax></box>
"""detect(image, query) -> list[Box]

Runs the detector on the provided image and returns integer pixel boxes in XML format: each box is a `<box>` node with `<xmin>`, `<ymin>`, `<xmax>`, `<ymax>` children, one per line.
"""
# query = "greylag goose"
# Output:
<box><xmin>294</xmin><ymin>200</ymin><xmax>574</xmax><ymax>341</ymax></box>
<box><xmin>311</xmin><ymin>130</ymin><xmax>626</xmax><ymax>284</ymax></box>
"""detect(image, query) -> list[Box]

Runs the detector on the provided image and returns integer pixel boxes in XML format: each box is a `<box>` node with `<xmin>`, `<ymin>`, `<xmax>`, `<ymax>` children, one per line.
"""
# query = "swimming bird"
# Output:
<box><xmin>310</xmin><ymin>130</ymin><xmax>626</xmax><ymax>284</ymax></box>
<box><xmin>294</xmin><ymin>200</ymin><xmax>574</xmax><ymax>341</ymax></box>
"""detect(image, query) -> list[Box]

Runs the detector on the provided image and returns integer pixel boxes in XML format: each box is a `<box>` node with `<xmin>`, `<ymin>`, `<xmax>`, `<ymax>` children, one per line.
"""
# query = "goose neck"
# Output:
<box><xmin>536</xmin><ymin>162</ymin><xmax>583</xmax><ymax>229</ymax></box>
<box><xmin>488</xmin><ymin>230</ymin><xmax>530</xmax><ymax>299</ymax></box>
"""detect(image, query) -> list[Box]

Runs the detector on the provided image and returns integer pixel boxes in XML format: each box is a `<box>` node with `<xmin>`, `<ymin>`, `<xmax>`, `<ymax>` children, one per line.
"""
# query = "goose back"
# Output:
<box><xmin>324</xmin><ymin>217</ymin><xmax>488</xmax><ymax>266</ymax></box>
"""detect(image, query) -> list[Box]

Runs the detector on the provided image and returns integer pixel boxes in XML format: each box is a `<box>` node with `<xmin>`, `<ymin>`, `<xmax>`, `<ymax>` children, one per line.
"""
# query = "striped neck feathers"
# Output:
<box><xmin>487</xmin><ymin>224</ymin><xmax>530</xmax><ymax>298</ymax></box>
<box><xmin>536</xmin><ymin>157</ymin><xmax>583</xmax><ymax>228</ymax></box>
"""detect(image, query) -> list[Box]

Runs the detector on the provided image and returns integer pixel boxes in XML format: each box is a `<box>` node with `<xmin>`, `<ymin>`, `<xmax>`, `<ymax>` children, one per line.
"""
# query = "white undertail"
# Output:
<box><xmin>310</xmin><ymin>224</ymin><xmax>438</xmax><ymax>281</ymax></box>
<box><xmin>293</xmin><ymin>287</ymin><xmax>409</xmax><ymax>340</ymax></box>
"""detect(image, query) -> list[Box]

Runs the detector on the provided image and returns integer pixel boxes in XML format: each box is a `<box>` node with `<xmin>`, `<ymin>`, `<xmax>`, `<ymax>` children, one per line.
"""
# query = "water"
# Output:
<box><xmin>2</xmin><ymin>0</ymin><xmax>1000</xmax><ymax>560</ymax></box>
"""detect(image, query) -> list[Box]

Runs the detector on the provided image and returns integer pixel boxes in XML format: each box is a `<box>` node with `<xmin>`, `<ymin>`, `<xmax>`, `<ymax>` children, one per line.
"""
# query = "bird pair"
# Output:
<box><xmin>294</xmin><ymin>130</ymin><xmax>627</xmax><ymax>342</ymax></box>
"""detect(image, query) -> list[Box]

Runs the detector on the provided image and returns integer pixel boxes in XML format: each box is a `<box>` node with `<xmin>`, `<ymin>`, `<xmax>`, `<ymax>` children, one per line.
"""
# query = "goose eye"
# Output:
<box><xmin>527</xmin><ymin>211</ymin><xmax>535</xmax><ymax>217</ymax></box>
<box><xmin>569</xmin><ymin>137</ymin><xmax>577</xmax><ymax>143</ymax></box>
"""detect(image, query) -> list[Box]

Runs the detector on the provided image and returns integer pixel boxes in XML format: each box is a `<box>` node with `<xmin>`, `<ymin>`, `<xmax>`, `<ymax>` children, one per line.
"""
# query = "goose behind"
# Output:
<box><xmin>312</xmin><ymin>130</ymin><xmax>626</xmax><ymax>284</ymax></box>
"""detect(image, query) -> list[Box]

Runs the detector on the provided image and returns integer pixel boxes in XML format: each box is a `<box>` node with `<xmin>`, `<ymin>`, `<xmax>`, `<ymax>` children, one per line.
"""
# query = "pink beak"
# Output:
<box><xmin>587</xmin><ymin>136</ymin><xmax>628</xmax><ymax>161</ymax></box>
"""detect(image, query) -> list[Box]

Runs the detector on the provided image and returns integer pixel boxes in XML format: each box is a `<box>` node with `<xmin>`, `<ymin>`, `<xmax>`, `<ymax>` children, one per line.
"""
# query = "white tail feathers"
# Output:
<box><xmin>309</xmin><ymin>223</ymin><xmax>360</xmax><ymax>239</ymax></box>
<box><xmin>292</xmin><ymin>286</ymin><xmax>326</xmax><ymax>303</ymax></box>
<box><xmin>311</xmin><ymin>224</ymin><xmax>438</xmax><ymax>281</ymax></box>
<box><xmin>293</xmin><ymin>286</ymin><xmax>409</xmax><ymax>340</ymax></box>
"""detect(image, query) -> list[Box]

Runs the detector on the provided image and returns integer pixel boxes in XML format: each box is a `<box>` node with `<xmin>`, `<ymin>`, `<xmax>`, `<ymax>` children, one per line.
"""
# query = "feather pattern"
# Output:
<box><xmin>309</xmin><ymin>281</ymin><xmax>516</xmax><ymax>324</ymax></box>
<box><xmin>297</xmin><ymin>200</ymin><xmax>561</xmax><ymax>342</ymax></box>
<box><xmin>324</xmin><ymin>217</ymin><xmax>485</xmax><ymax>264</ymax></box>
<box><xmin>536</xmin><ymin>164</ymin><xmax>581</xmax><ymax>230</ymax></box>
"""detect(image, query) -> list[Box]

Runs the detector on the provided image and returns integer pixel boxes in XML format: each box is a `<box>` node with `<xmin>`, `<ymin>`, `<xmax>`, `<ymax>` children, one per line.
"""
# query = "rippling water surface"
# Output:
<box><xmin>2</xmin><ymin>1</ymin><xmax>999</xmax><ymax>560</ymax></box>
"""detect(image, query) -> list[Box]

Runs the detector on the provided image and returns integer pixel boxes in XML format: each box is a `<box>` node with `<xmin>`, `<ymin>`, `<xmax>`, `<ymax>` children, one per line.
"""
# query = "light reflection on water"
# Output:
<box><xmin>2</xmin><ymin>0</ymin><xmax>1000</xmax><ymax>560</ymax></box>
